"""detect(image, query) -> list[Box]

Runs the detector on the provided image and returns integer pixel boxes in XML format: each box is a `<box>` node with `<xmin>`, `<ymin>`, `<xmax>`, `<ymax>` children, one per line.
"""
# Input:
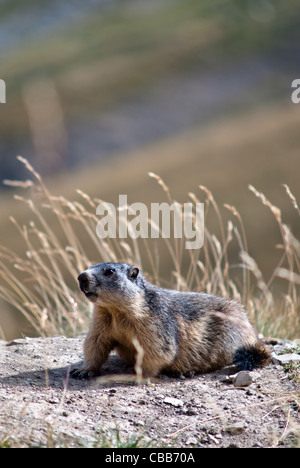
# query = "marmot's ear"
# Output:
<box><xmin>128</xmin><ymin>266</ymin><xmax>139</xmax><ymax>279</ymax></box>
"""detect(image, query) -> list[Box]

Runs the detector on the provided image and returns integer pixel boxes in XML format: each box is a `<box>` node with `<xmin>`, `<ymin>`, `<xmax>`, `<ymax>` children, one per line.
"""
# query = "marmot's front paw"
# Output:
<box><xmin>70</xmin><ymin>368</ymin><xmax>95</xmax><ymax>380</ymax></box>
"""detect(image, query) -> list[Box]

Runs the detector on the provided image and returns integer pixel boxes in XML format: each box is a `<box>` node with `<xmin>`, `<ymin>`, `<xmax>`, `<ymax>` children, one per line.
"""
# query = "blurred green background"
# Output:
<box><xmin>1</xmin><ymin>0</ymin><xmax>300</xmax><ymax>338</ymax></box>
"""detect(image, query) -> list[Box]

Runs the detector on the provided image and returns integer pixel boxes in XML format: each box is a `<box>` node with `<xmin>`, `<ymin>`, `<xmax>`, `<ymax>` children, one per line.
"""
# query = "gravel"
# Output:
<box><xmin>0</xmin><ymin>335</ymin><xmax>299</xmax><ymax>448</ymax></box>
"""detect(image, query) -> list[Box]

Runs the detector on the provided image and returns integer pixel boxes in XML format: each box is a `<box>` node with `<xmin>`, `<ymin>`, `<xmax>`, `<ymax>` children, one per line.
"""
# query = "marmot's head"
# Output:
<box><xmin>77</xmin><ymin>262</ymin><xmax>143</xmax><ymax>307</ymax></box>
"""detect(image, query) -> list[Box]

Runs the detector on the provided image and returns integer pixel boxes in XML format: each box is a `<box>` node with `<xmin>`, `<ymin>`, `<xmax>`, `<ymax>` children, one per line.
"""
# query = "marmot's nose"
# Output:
<box><xmin>78</xmin><ymin>272</ymin><xmax>90</xmax><ymax>291</ymax></box>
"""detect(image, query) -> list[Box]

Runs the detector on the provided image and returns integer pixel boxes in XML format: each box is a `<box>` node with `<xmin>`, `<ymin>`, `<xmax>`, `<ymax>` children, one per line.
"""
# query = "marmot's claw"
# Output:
<box><xmin>70</xmin><ymin>368</ymin><xmax>93</xmax><ymax>380</ymax></box>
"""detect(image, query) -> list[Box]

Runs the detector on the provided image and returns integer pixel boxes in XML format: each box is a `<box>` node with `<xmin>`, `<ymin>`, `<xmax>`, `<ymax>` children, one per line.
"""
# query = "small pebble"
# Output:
<box><xmin>233</xmin><ymin>371</ymin><xmax>253</xmax><ymax>387</ymax></box>
<box><xmin>225</xmin><ymin>422</ymin><xmax>246</xmax><ymax>435</ymax></box>
<box><xmin>163</xmin><ymin>397</ymin><xmax>184</xmax><ymax>407</ymax></box>
<box><xmin>271</xmin><ymin>352</ymin><xmax>300</xmax><ymax>365</ymax></box>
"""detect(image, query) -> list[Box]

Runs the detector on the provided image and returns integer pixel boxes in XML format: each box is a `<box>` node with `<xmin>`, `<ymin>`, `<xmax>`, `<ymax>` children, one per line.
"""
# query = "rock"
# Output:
<box><xmin>184</xmin><ymin>408</ymin><xmax>198</xmax><ymax>416</ymax></box>
<box><xmin>271</xmin><ymin>352</ymin><xmax>300</xmax><ymax>366</ymax></box>
<box><xmin>220</xmin><ymin>375</ymin><xmax>234</xmax><ymax>384</ymax></box>
<box><xmin>163</xmin><ymin>397</ymin><xmax>184</xmax><ymax>407</ymax></box>
<box><xmin>220</xmin><ymin>370</ymin><xmax>259</xmax><ymax>386</ymax></box>
<box><xmin>133</xmin><ymin>420</ymin><xmax>145</xmax><ymax>427</ymax></box>
<box><xmin>186</xmin><ymin>436</ymin><xmax>198</xmax><ymax>445</ymax></box>
<box><xmin>6</xmin><ymin>338</ymin><xmax>29</xmax><ymax>346</ymax></box>
<box><xmin>233</xmin><ymin>371</ymin><xmax>253</xmax><ymax>387</ymax></box>
<box><xmin>225</xmin><ymin>422</ymin><xmax>246</xmax><ymax>435</ymax></box>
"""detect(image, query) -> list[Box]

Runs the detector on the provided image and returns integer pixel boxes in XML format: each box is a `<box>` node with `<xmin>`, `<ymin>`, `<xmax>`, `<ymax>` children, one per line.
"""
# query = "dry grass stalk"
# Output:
<box><xmin>0</xmin><ymin>158</ymin><xmax>299</xmax><ymax>340</ymax></box>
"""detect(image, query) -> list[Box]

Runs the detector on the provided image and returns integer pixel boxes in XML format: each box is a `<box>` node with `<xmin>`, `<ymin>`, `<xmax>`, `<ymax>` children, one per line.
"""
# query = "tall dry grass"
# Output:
<box><xmin>0</xmin><ymin>157</ymin><xmax>299</xmax><ymax>339</ymax></box>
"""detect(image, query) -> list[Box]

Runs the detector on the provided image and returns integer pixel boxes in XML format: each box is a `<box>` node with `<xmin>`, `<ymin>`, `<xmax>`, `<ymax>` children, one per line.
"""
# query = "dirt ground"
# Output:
<box><xmin>0</xmin><ymin>334</ymin><xmax>299</xmax><ymax>448</ymax></box>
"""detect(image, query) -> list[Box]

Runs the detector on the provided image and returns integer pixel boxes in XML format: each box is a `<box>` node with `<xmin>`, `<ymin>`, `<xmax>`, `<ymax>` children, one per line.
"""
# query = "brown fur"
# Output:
<box><xmin>71</xmin><ymin>262</ymin><xmax>270</xmax><ymax>379</ymax></box>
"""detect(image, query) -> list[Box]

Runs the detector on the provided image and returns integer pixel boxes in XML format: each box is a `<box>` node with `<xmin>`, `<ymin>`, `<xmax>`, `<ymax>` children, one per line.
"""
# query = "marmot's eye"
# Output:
<box><xmin>103</xmin><ymin>268</ymin><xmax>115</xmax><ymax>276</ymax></box>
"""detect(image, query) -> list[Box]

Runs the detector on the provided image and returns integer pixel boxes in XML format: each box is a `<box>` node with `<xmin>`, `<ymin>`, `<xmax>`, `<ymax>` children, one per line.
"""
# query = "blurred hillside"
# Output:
<box><xmin>1</xmin><ymin>0</ymin><xmax>300</xmax><ymax>338</ymax></box>
<box><xmin>1</xmin><ymin>0</ymin><xmax>299</xmax><ymax>179</ymax></box>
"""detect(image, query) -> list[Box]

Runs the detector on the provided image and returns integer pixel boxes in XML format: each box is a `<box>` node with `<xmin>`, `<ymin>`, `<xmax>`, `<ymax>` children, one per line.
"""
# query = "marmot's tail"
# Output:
<box><xmin>233</xmin><ymin>340</ymin><xmax>271</xmax><ymax>371</ymax></box>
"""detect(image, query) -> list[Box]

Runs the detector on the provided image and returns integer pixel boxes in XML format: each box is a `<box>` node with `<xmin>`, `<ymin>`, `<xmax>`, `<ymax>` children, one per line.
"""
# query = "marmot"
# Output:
<box><xmin>71</xmin><ymin>262</ymin><xmax>270</xmax><ymax>379</ymax></box>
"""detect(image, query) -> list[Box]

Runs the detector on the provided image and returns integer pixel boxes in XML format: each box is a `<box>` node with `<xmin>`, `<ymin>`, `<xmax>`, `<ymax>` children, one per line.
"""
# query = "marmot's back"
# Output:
<box><xmin>71</xmin><ymin>263</ymin><xmax>270</xmax><ymax>379</ymax></box>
